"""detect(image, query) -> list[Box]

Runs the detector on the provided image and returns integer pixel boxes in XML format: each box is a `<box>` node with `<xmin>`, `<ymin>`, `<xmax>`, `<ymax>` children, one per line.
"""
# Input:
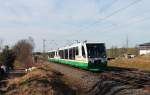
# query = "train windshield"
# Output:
<box><xmin>86</xmin><ymin>44</ymin><xmax>106</xmax><ymax>58</ymax></box>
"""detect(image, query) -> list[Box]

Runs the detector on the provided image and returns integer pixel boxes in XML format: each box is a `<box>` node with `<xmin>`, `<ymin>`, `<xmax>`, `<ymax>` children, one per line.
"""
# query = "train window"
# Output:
<box><xmin>64</xmin><ymin>49</ymin><xmax>68</xmax><ymax>59</ymax></box>
<box><xmin>49</xmin><ymin>52</ymin><xmax>55</xmax><ymax>58</ymax></box>
<box><xmin>86</xmin><ymin>44</ymin><xmax>106</xmax><ymax>58</ymax></box>
<box><xmin>75</xmin><ymin>47</ymin><xmax>79</xmax><ymax>55</ymax></box>
<box><xmin>49</xmin><ymin>53</ymin><xmax>51</xmax><ymax>57</ymax></box>
<box><xmin>49</xmin><ymin>53</ymin><xmax>51</xmax><ymax>58</ymax></box>
<box><xmin>51</xmin><ymin>54</ymin><xmax>52</xmax><ymax>57</ymax></box>
<box><xmin>69</xmin><ymin>48</ymin><xmax>75</xmax><ymax>60</ymax></box>
<box><xmin>59</xmin><ymin>50</ymin><xmax>64</xmax><ymax>59</ymax></box>
<box><xmin>59</xmin><ymin>50</ymin><xmax>63</xmax><ymax>58</ymax></box>
<box><xmin>82</xmin><ymin>46</ymin><xmax>86</xmax><ymax>58</ymax></box>
<box><xmin>63</xmin><ymin>50</ymin><xmax>65</xmax><ymax>59</ymax></box>
<box><xmin>59</xmin><ymin>51</ymin><xmax>61</xmax><ymax>58</ymax></box>
<box><xmin>53</xmin><ymin>52</ymin><xmax>55</xmax><ymax>57</ymax></box>
<box><xmin>62</xmin><ymin>50</ymin><xmax>65</xmax><ymax>59</ymax></box>
<box><xmin>69</xmin><ymin>48</ymin><xmax>72</xmax><ymax>59</ymax></box>
<box><xmin>72</xmin><ymin>48</ymin><xmax>75</xmax><ymax>60</ymax></box>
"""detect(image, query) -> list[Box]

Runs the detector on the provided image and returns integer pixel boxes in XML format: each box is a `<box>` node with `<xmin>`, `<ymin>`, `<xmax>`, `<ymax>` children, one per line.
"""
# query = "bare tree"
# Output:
<box><xmin>28</xmin><ymin>36</ymin><xmax>35</xmax><ymax>49</ymax></box>
<box><xmin>13</xmin><ymin>37</ymin><xmax>34</xmax><ymax>68</ymax></box>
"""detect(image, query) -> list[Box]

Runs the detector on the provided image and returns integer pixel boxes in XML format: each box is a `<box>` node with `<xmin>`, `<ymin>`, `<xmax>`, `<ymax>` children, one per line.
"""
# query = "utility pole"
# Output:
<box><xmin>126</xmin><ymin>35</ymin><xmax>129</xmax><ymax>54</ymax></box>
<box><xmin>43</xmin><ymin>39</ymin><xmax>46</xmax><ymax>57</ymax></box>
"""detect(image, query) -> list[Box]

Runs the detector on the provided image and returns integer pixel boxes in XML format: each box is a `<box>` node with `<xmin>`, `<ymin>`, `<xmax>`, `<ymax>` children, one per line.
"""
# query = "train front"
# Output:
<box><xmin>86</xmin><ymin>43</ymin><xmax>107</xmax><ymax>71</ymax></box>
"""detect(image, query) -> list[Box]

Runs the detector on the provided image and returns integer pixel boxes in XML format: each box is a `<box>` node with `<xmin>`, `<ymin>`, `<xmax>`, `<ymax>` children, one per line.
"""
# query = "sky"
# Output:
<box><xmin>0</xmin><ymin>0</ymin><xmax>150</xmax><ymax>51</ymax></box>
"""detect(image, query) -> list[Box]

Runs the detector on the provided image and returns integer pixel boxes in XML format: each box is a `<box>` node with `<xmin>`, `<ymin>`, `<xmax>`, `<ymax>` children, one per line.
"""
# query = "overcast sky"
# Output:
<box><xmin>0</xmin><ymin>0</ymin><xmax>150</xmax><ymax>51</ymax></box>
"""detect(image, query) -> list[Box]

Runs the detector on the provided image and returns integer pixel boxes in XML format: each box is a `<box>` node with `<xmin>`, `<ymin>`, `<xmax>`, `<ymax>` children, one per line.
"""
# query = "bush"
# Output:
<box><xmin>1</xmin><ymin>46</ymin><xmax>16</xmax><ymax>71</ymax></box>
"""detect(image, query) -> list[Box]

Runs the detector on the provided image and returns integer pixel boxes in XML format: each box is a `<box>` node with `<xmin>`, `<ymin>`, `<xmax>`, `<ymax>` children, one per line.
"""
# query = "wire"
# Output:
<box><xmin>96</xmin><ymin>15</ymin><xmax>150</xmax><ymax>33</ymax></box>
<box><xmin>71</xmin><ymin>0</ymin><xmax>142</xmax><ymax>35</ymax></box>
<box><xmin>98</xmin><ymin>0</ymin><xmax>119</xmax><ymax>14</ymax></box>
<box><xmin>99</xmin><ymin>0</ymin><xmax>142</xmax><ymax>21</ymax></box>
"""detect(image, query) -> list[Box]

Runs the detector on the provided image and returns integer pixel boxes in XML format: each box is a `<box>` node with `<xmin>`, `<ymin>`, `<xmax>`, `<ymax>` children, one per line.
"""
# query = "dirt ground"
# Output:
<box><xmin>0</xmin><ymin>59</ymin><xmax>150</xmax><ymax>95</ymax></box>
<box><xmin>35</xmin><ymin>60</ymin><xmax>150</xmax><ymax>95</ymax></box>
<box><xmin>0</xmin><ymin>65</ymin><xmax>76</xmax><ymax>95</ymax></box>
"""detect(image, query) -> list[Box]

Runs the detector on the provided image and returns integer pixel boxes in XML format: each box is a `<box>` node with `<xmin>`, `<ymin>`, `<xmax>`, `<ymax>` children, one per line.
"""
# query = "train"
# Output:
<box><xmin>47</xmin><ymin>42</ymin><xmax>107</xmax><ymax>71</ymax></box>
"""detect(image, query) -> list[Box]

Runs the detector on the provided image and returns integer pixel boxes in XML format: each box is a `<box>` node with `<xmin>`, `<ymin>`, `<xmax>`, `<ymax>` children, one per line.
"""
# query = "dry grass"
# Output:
<box><xmin>13</xmin><ymin>60</ymin><xmax>24</xmax><ymax>68</ymax></box>
<box><xmin>4</xmin><ymin>65</ymin><xmax>76</xmax><ymax>95</ymax></box>
<box><xmin>108</xmin><ymin>55</ymin><xmax>150</xmax><ymax>71</ymax></box>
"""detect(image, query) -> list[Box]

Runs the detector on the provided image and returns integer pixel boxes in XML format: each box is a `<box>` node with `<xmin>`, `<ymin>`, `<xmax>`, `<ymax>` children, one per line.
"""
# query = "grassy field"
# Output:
<box><xmin>108</xmin><ymin>55</ymin><xmax>150</xmax><ymax>71</ymax></box>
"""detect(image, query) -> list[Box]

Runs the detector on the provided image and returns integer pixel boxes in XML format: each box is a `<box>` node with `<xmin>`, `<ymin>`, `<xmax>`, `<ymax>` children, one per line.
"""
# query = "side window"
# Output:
<box><xmin>64</xmin><ymin>49</ymin><xmax>68</xmax><ymax>59</ymax></box>
<box><xmin>82</xmin><ymin>46</ymin><xmax>86</xmax><ymax>58</ymax></box>
<box><xmin>59</xmin><ymin>51</ymin><xmax>61</xmax><ymax>58</ymax></box>
<box><xmin>59</xmin><ymin>50</ymin><xmax>64</xmax><ymax>59</ymax></box>
<box><xmin>72</xmin><ymin>48</ymin><xmax>75</xmax><ymax>60</ymax></box>
<box><xmin>69</xmin><ymin>48</ymin><xmax>75</xmax><ymax>60</ymax></box>
<box><xmin>53</xmin><ymin>52</ymin><xmax>55</xmax><ymax>57</ymax></box>
<box><xmin>53</xmin><ymin>52</ymin><xmax>54</xmax><ymax>57</ymax></box>
<box><xmin>49</xmin><ymin>53</ymin><xmax>51</xmax><ymax>58</ymax></box>
<box><xmin>69</xmin><ymin>48</ymin><xmax>72</xmax><ymax>59</ymax></box>
<box><xmin>63</xmin><ymin>50</ymin><xmax>65</xmax><ymax>59</ymax></box>
<box><xmin>49</xmin><ymin>52</ymin><xmax>55</xmax><ymax>58</ymax></box>
<box><xmin>75</xmin><ymin>47</ymin><xmax>79</xmax><ymax>55</ymax></box>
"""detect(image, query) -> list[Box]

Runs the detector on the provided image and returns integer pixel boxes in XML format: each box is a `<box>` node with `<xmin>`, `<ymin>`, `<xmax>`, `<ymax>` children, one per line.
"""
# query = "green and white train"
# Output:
<box><xmin>48</xmin><ymin>42</ymin><xmax>107</xmax><ymax>71</ymax></box>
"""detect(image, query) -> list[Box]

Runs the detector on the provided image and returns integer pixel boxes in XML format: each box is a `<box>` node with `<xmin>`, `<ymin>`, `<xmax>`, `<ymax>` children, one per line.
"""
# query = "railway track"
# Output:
<box><xmin>0</xmin><ymin>59</ymin><xmax>149</xmax><ymax>95</ymax></box>
<box><xmin>37</xmin><ymin>60</ymin><xmax>150</xmax><ymax>95</ymax></box>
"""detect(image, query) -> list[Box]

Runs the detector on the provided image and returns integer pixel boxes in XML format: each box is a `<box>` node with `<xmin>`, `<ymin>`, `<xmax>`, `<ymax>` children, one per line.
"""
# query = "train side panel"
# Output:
<box><xmin>48</xmin><ymin>58</ymin><xmax>88</xmax><ymax>69</ymax></box>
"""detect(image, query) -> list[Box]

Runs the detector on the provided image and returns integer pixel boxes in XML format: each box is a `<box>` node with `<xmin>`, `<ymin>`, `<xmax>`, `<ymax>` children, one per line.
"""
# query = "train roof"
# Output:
<box><xmin>58</xmin><ymin>42</ymin><xmax>83</xmax><ymax>50</ymax></box>
<box><xmin>47</xmin><ymin>50</ymin><xmax>57</xmax><ymax>53</ymax></box>
<box><xmin>48</xmin><ymin>42</ymin><xmax>105</xmax><ymax>52</ymax></box>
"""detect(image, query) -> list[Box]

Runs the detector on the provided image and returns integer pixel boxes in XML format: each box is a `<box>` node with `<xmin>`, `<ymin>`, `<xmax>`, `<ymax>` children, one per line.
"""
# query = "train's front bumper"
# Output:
<box><xmin>88</xmin><ymin>58</ymin><xmax>107</xmax><ymax>71</ymax></box>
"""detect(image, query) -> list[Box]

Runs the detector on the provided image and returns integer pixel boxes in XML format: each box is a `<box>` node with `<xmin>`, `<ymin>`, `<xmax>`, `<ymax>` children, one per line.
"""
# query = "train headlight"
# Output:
<box><xmin>101</xmin><ymin>60</ymin><xmax>104</xmax><ymax>63</ymax></box>
<box><xmin>101</xmin><ymin>59</ymin><xmax>107</xmax><ymax>63</ymax></box>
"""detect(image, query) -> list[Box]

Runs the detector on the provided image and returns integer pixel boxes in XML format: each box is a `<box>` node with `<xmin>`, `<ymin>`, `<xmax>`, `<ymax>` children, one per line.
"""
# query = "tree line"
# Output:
<box><xmin>107</xmin><ymin>46</ymin><xmax>139</xmax><ymax>58</ymax></box>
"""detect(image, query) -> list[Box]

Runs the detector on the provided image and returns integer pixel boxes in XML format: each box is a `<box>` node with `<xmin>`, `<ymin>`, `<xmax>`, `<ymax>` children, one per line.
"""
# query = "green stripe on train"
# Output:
<box><xmin>48</xmin><ymin>58</ymin><xmax>88</xmax><ymax>69</ymax></box>
<box><xmin>48</xmin><ymin>58</ymin><xmax>107</xmax><ymax>71</ymax></box>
